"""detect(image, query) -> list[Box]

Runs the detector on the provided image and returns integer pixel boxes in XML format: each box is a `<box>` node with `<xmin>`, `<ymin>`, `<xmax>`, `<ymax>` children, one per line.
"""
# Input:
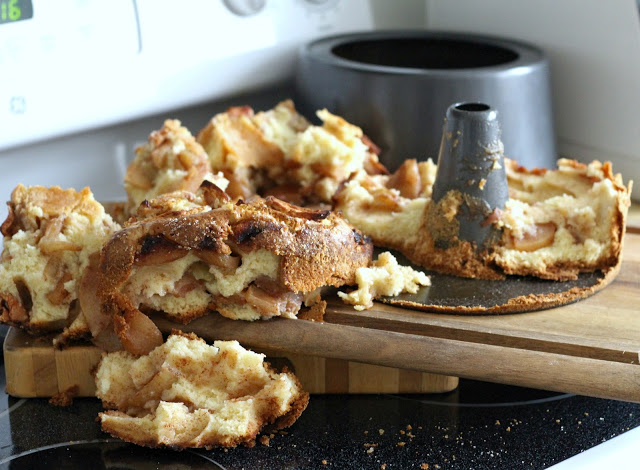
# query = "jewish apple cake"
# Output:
<box><xmin>0</xmin><ymin>185</ymin><xmax>120</xmax><ymax>341</ymax></box>
<box><xmin>95</xmin><ymin>330</ymin><xmax>309</xmax><ymax>449</ymax></box>
<box><xmin>333</xmin><ymin>157</ymin><xmax>632</xmax><ymax>280</ymax></box>
<box><xmin>83</xmin><ymin>182</ymin><xmax>373</xmax><ymax>354</ymax></box>
<box><xmin>124</xmin><ymin>118</ymin><xmax>229</xmax><ymax>215</ymax></box>
<box><xmin>196</xmin><ymin>99</ymin><xmax>386</xmax><ymax>204</ymax></box>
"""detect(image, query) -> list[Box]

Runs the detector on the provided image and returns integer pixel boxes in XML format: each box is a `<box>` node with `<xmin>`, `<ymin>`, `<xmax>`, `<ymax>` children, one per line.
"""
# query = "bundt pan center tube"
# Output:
<box><xmin>429</xmin><ymin>102</ymin><xmax>509</xmax><ymax>251</ymax></box>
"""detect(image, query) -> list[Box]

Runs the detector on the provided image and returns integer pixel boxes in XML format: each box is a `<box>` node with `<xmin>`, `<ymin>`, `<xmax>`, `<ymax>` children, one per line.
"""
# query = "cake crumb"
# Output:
<box><xmin>338</xmin><ymin>251</ymin><xmax>430</xmax><ymax>310</ymax></box>
<box><xmin>322</xmin><ymin>460</ymin><xmax>328</xmax><ymax>465</ymax></box>
<box><xmin>379</xmin><ymin>428</ymin><xmax>385</xmax><ymax>435</ymax></box>
<box><xmin>381</xmin><ymin>465</ymin><xmax>387</xmax><ymax>470</ymax></box>
<box><xmin>398</xmin><ymin>441</ymin><xmax>406</xmax><ymax>447</ymax></box>
<box><xmin>421</xmin><ymin>464</ymin><xmax>429</xmax><ymax>470</ymax></box>
<box><xmin>367</xmin><ymin>447</ymin><xmax>374</xmax><ymax>454</ymax></box>
<box><xmin>298</xmin><ymin>300</ymin><xmax>327</xmax><ymax>322</ymax></box>
<box><xmin>49</xmin><ymin>385</ymin><xmax>79</xmax><ymax>407</ymax></box>
<box><xmin>259</xmin><ymin>435</ymin><xmax>270</xmax><ymax>446</ymax></box>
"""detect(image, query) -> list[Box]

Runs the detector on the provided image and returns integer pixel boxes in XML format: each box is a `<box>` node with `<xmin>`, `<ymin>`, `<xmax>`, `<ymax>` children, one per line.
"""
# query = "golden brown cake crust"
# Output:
<box><xmin>409</xmin><ymin>234</ymin><xmax>504</xmax><ymax>280</ymax></box>
<box><xmin>88</xmin><ymin>184</ymin><xmax>373</xmax><ymax>353</ymax></box>
<box><xmin>333</xmin><ymin>157</ymin><xmax>632</xmax><ymax>281</ymax></box>
<box><xmin>97</xmin><ymin>194</ymin><xmax>372</xmax><ymax>296</ymax></box>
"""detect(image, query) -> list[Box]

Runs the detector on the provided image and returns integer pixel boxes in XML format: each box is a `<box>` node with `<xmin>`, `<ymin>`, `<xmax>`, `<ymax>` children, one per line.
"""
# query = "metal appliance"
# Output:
<box><xmin>1</xmin><ymin>1</ymin><xmax>639</xmax><ymax>468</ymax></box>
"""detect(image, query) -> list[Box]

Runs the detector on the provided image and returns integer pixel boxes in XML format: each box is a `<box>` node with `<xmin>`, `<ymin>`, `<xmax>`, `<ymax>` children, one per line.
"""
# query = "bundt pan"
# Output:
<box><xmin>294</xmin><ymin>30</ymin><xmax>556</xmax><ymax>170</ymax></box>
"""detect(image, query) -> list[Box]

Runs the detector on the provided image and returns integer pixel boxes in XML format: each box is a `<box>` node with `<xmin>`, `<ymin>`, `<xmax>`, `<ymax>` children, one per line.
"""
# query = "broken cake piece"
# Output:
<box><xmin>339</xmin><ymin>251</ymin><xmax>431</xmax><ymax>311</ymax></box>
<box><xmin>0</xmin><ymin>185</ymin><xmax>120</xmax><ymax>341</ymax></box>
<box><xmin>95</xmin><ymin>330</ymin><xmax>309</xmax><ymax>449</ymax></box>
<box><xmin>84</xmin><ymin>182</ymin><xmax>373</xmax><ymax>355</ymax></box>
<box><xmin>196</xmin><ymin>99</ymin><xmax>386</xmax><ymax>204</ymax></box>
<box><xmin>124</xmin><ymin>119</ymin><xmax>229</xmax><ymax>215</ymax></box>
<box><xmin>334</xmin><ymin>157</ymin><xmax>632</xmax><ymax>280</ymax></box>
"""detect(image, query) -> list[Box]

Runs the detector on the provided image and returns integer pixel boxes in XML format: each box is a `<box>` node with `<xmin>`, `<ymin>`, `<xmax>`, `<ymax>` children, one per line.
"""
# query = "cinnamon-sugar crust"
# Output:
<box><xmin>92</xmin><ymin>184</ymin><xmax>373</xmax><ymax>350</ymax></box>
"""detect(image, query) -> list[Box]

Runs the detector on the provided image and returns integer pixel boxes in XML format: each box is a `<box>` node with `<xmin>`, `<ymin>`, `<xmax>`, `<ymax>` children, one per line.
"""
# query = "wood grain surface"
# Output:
<box><xmin>2</xmin><ymin>328</ymin><xmax>458</xmax><ymax>398</ymax></box>
<box><xmin>153</xmin><ymin>232</ymin><xmax>640</xmax><ymax>403</ymax></box>
<box><xmin>3</xmin><ymin>329</ymin><xmax>102</xmax><ymax>398</ymax></box>
<box><xmin>4</xmin><ymin>233</ymin><xmax>639</xmax><ymax>402</ymax></box>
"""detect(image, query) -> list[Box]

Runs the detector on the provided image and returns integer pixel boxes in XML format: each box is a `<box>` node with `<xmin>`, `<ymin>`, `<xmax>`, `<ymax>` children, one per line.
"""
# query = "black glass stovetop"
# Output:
<box><xmin>2</xmin><ymin>351</ymin><xmax>640</xmax><ymax>470</ymax></box>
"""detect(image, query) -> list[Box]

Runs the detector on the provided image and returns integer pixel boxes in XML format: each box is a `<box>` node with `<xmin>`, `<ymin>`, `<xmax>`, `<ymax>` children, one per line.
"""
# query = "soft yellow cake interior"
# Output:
<box><xmin>0</xmin><ymin>185</ymin><xmax>120</xmax><ymax>336</ymax></box>
<box><xmin>95</xmin><ymin>332</ymin><xmax>308</xmax><ymax>449</ymax></box>
<box><xmin>333</xmin><ymin>157</ymin><xmax>632</xmax><ymax>280</ymax></box>
<box><xmin>339</xmin><ymin>251</ymin><xmax>431</xmax><ymax>310</ymax></box>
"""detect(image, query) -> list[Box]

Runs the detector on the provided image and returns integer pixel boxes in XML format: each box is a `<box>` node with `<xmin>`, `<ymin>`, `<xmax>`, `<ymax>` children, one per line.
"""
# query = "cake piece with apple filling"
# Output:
<box><xmin>0</xmin><ymin>185</ymin><xmax>120</xmax><ymax>342</ymax></box>
<box><xmin>82</xmin><ymin>182</ymin><xmax>374</xmax><ymax>355</ymax></box>
<box><xmin>333</xmin><ymin>157</ymin><xmax>632</xmax><ymax>280</ymax></box>
<box><xmin>95</xmin><ymin>330</ymin><xmax>309</xmax><ymax>449</ymax></box>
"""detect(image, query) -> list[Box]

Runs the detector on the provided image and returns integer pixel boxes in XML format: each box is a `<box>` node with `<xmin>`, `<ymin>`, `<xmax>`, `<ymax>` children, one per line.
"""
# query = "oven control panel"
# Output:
<box><xmin>0</xmin><ymin>0</ymin><xmax>375</xmax><ymax>150</ymax></box>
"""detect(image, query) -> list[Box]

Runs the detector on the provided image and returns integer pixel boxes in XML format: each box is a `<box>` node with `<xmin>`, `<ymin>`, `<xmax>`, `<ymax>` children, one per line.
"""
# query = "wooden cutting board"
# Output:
<box><xmin>2</xmin><ymin>328</ymin><xmax>458</xmax><ymax>397</ymax></box>
<box><xmin>4</xmin><ymin>233</ymin><xmax>639</xmax><ymax>402</ymax></box>
<box><xmin>148</xmin><ymin>232</ymin><xmax>640</xmax><ymax>403</ymax></box>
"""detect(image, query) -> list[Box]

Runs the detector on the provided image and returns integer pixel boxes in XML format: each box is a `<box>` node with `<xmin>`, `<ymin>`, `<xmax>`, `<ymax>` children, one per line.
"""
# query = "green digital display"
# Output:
<box><xmin>0</xmin><ymin>0</ymin><xmax>32</xmax><ymax>25</ymax></box>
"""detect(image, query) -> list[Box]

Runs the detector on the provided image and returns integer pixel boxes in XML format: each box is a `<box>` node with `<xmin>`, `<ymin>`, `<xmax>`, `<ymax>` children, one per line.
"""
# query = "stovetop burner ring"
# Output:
<box><xmin>389</xmin><ymin>392</ymin><xmax>575</xmax><ymax>408</ymax></box>
<box><xmin>0</xmin><ymin>439</ymin><xmax>227</xmax><ymax>469</ymax></box>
